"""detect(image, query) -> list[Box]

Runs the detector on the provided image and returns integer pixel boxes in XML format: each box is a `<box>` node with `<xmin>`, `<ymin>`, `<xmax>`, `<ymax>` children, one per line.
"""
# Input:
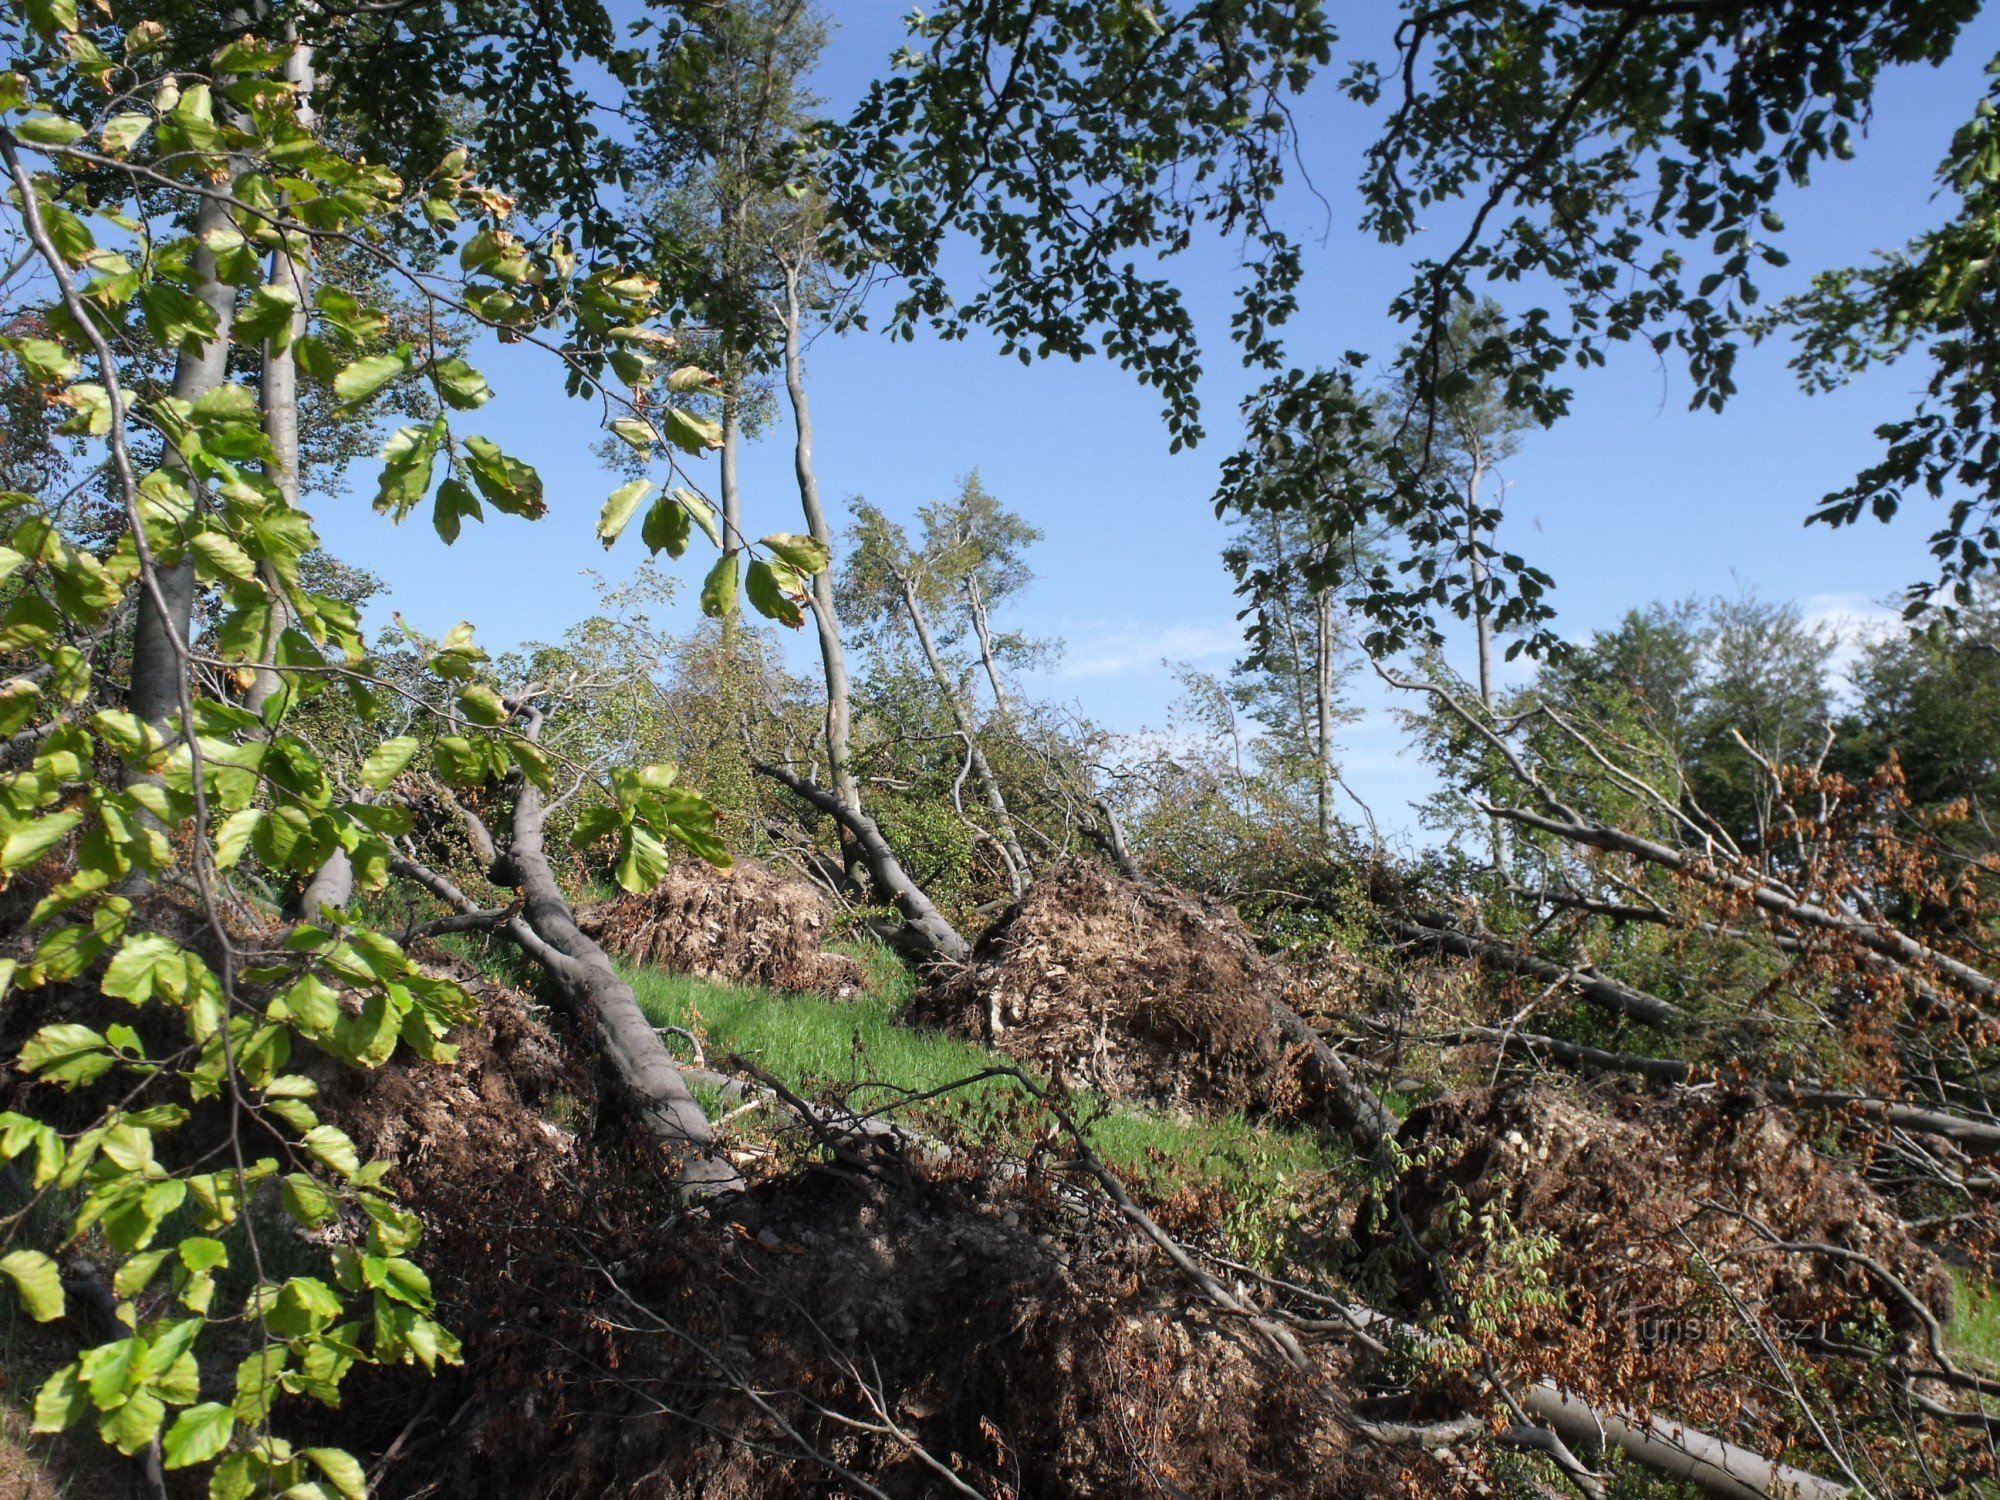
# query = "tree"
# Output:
<box><xmin>833</xmin><ymin>2</ymin><xmax>1990</xmax><ymax>650</ymax></box>
<box><xmin>843</xmin><ymin>475</ymin><xmax>1042</xmax><ymax>894</ymax></box>
<box><xmin>1224</xmin><ymin>505</ymin><xmax>1362</xmax><ymax>851</ymax></box>
<box><xmin>1836</xmin><ymin>581</ymin><xmax>2000</xmax><ymax>859</ymax></box>
<box><xmin>0</xmin><ymin>3</ymin><xmax>837</xmax><ymax>1487</ymax></box>
<box><xmin>634</xmin><ymin>0</ymin><xmax>827</xmax><ymax>577</ymax></box>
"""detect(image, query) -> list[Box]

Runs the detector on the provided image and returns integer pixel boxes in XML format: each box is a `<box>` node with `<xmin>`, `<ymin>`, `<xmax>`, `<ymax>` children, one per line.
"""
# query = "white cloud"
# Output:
<box><xmin>1801</xmin><ymin>590</ymin><xmax>1901</xmax><ymax>692</ymax></box>
<box><xmin>1055</xmin><ymin>620</ymin><xmax>1242</xmax><ymax>680</ymax></box>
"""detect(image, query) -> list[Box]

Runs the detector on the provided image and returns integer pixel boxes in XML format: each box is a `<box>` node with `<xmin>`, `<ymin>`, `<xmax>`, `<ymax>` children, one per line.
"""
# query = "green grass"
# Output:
<box><xmin>623</xmin><ymin>940</ymin><xmax>1348</xmax><ymax>1259</ymax></box>
<box><xmin>1949</xmin><ymin>1269</ymin><xmax>2000</xmax><ymax>1374</ymax></box>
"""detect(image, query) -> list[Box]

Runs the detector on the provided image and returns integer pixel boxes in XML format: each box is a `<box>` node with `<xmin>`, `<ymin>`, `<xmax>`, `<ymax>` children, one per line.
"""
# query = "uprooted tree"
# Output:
<box><xmin>4</xmin><ymin>1</ymin><xmax>2000</xmax><ymax>1498</ymax></box>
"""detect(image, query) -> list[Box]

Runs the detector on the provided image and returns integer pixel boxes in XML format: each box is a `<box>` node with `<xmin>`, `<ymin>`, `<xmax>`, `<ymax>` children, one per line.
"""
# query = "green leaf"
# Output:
<box><xmin>433</xmin><ymin>356</ymin><xmax>491</xmax><ymax>410</ymax></box>
<box><xmin>746</xmin><ymin>560</ymin><xmax>807</xmax><ymax>628</ymax></box>
<box><xmin>431</xmin><ymin>477</ymin><xmax>482</xmax><ymax>545</ymax></box>
<box><xmin>81</xmin><ymin>1336</ymin><xmax>140</xmax><ymax>1408</ymax></box>
<box><xmin>699</xmin><ymin>554</ymin><xmax>738</xmax><ymax>620</ymax></box>
<box><xmin>98</xmin><ymin>1386</ymin><xmax>166</xmax><ymax>1454</ymax></box>
<box><xmin>99</xmin><ymin>112</ymin><xmax>150</xmax><ymax>155</ymax></box>
<box><xmin>460</xmin><ymin>436</ymin><xmax>545</xmax><ymax>519</ymax></box>
<box><xmin>306</xmin><ymin>1447</ymin><xmax>368</xmax><ymax>1500</ymax></box>
<box><xmin>674</xmin><ymin>487</ymin><xmax>721</xmax><ymax>547</ymax></box>
<box><xmin>190</xmin><ymin>530</ymin><xmax>258</xmax><ymax>584</ymax></box>
<box><xmin>302</xmin><ymin>1125</ymin><xmax>359</xmax><ymax>1179</ymax></box>
<box><xmin>359</xmin><ymin>735</ymin><xmax>419</xmax><ymax>790</ymax></box>
<box><xmin>280</xmin><ymin>1173</ymin><xmax>337</xmax><ymax>1227</ymax></box>
<box><xmin>640</xmin><ymin>494</ymin><xmax>691</xmax><ymax>558</ymax></box>
<box><xmin>162</xmin><ymin>1402</ymin><xmax>233</xmax><ymax>1469</ymax></box>
<box><xmin>760</xmin><ymin>532</ymin><xmax>831</xmax><ymax>574</ymax></box>
<box><xmin>113</xmin><ymin>1249</ymin><xmax>172</xmax><ymax>1300</ymax></box>
<box><xmin>0</xmin><ymin>1249</ymin><xmax>64</xmax><ymax>1321</ymax></box>
<box><xmin>332</xmin><ymin>349</ymin><xmax>409</xmax><ymax>407</ymax></box>
<box><xmin>615</xmin><ymin>824</ymin><xmax>671</xmax><ymax>893</ymax></box>
<box><xmin>31</xmin><ymin>1363</ymin><xmax>86</xmax><ymax>1433</ymax></box>
<box><xmin>373</xmin><ymin>420</ymin><xmax>443</xmax><ymax>520</ymax></box>
<box><xmin>664</xmin><ymin>407</ymin><xmax>723</xmax><ymax>453</ymax></box>
<box><xmin>456</xmin><ymin>684</ymin><xmax>507</xmax><ymax>726</ymax></box>
<box><xmin>179</xmin><ymin>1237</ymin><xmax>228</xmax><ymax>1274</ymax></box>
<box><xmin>213</xmin><ymin>808</ymin><xmax>262</xmax><ymax>869</ymax></box>
<box><xmin>597</xmin><ymin>479</ymin><xmax>653</xmax><ymax>548</ymax></box>
<box><xmin>609</xmin><ymin>416</ymin><xmax>655</xmax><ymax>451</ymax></box>
<box><xmin>3</xmin><ymin>807</ymin><xmax>82</xmax><ymax>869</ymax></box>
<box><xmin>236</xmin><ymin>283</ymin><xmax>301</xmax><ymax>351</ymax></box>
<box><xmin>15</xmin><ymin>114</ymin><xmax>85</xmax><ymax>146</ymax></box>
<box><xmin>18</xmin><ymin>1022</ymin><xmax>111</xmax><ymax>1087</ymax></box>
<box><xmin>6</xmin><ymin>335</ymin><xmax>78</xmax><ymax>384</ymax></box>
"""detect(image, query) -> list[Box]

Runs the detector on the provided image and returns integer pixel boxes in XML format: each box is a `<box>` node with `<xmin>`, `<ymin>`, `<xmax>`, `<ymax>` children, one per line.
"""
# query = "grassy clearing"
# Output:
<box><xmin>623</xmin><ymin>941</ymin><xmax>1349</xmax><ymax>1258</ymax></box>
<box><xmin>1949</xmin><ymin>1270</ymin><xmax>2000</xmax><ymax>1374</ymax></box>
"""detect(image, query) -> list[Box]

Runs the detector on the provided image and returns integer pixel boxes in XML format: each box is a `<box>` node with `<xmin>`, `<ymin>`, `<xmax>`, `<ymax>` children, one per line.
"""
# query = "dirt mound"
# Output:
<box><xmin>911</xmin><ymin>860</ymin><xmax>1301</xmax><ymax>1114</ymax></box>
<box><xmin>1360</xmin><ymin>1083</ymin><xmax>1953</xmax><ymax>1428</ymax></box>
<box><xmin>582</xmin><ymin>857</ymin><xmax>869</xmax><ymax>996</ymax></box>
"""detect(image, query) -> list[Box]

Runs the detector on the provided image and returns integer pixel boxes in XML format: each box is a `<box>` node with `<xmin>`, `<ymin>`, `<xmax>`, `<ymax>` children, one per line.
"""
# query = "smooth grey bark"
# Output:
<box><xmin>498</xmin><ymin>770</ymin><xmax>738</xmax><ymax>1189</ymax></box>
<box><xmin>1086</xmin><ymin>795</ymin><xmax>1142</xmax><ymax>882</ymax></box>
<box><xmin>1329</xmin><ymin>1302</ymin><xmax>1852</xmax><ymax>1500</ymax></box>
<box><xmin>778</xmin><ymin>264</ymin><xmax>860</xmax><ymax>824</ymax></box>
<box><xmin>898</xmin><ymin>574</ymin><xmax>1030</xmax><ymax>895</ymax></box>
<box><xmin>245</xmin><ymin>38</ymin><xmax>314</xmax><ymax>719</ymax></box>
<box><xmin>752</xmin><ymin>758</ymin><xmax>969</xmax><ymax>967</ymax></box>
<box><xmin>962</xmin><ymin>574</ymin><xmax>1015</xmax><ymax>722</ymax></box>
<box><xmin>1465</xmin><ymin>450</ymin><xmax>1509</xmax><ymax>874</ymax></box>
<box><xmin>1313</xmin><ymin>588</ymin><xmax>1337</xmax><ymax>848</ymax></box>
<box><xmin>1387</xmin><ymin>914</ymin><xmax>1682</xmax><ymax>1026</ymax></box>
<box><xmin>128</xmin><ymin>190</ymin><xmax>238</xmax><ymax>730</ymax></box>
<box><xmin>297</xmin><ymin>847</ymin><xmax>353</xmax><ymax>919</ymax></box>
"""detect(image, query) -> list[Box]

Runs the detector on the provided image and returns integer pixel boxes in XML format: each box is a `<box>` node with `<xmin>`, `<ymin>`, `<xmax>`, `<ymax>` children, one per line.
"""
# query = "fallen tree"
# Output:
<box><xmin>1437</xmin><ymin>1024</ymin><xmax>2000</xmax><ymax>1154</ymax></box>
<box><xmin>752</xmin><ymin>758</ymin><xmax>970</xmax><ymax>966</ymax></box>
<box><xmin>1385</xmin><ymin>912</ymin><xmax>1682</xmax><ymax>1026</ymax></box>
<box><xmin>393</xmin><ymin>709</ymin><xmax>738</xmax><ymax>1193</ymax></box>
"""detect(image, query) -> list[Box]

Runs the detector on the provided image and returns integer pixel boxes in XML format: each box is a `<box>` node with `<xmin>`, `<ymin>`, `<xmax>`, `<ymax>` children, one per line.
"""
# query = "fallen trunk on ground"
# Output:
<box><xmin>392</xmin><ymin>726</ymin><xmax>736</xmax><ymax>1193</ymax></box>
<box><xmin>1445</xmin><ymin>1024</ymin><xmax>2000</xmax><ymax>1154</ymax></box>
<box><xmin>752</xmin><ymin>758</ymin><xmax>969</xmax><ymax>967</ymax></box>
<box><xmin>1387</xmin><ymin>913</ymin><xmax>1681</xmax><ymax>1026</ymax></box>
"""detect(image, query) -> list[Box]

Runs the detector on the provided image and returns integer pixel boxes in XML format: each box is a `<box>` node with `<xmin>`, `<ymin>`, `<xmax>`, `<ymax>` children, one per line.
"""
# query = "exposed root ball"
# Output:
<box><xmin>911</xmin><ymin>860</ymin><xmax>1299</xmax><ymax>1114</ymax></box>
<box><xmin>1363</xmin><ymin>1084</ymin><xmax>1954</xmax><ymax>1429</ymax></box>
<box><xmin>582</xmin><ymin>858</ymin><xmax>869</xmax><ymax>996</ymax></box>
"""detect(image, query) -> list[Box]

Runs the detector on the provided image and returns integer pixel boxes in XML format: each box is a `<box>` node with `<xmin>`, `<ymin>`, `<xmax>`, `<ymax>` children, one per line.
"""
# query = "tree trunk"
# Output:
<box><xmin>778</xmin><ymin>266</ymin><xmax>860</xmax><ymax>827</ymax></box>
<box><xmin>900</xmin><ymin>575</ymin><xmax>1030</xmax><ymax>895</ymax></box>
<box><xmin>1268</xmin><ymin>998</ymin><xmax>1394</xmax><ymax>1150</ymax></box>
<box><xmin>128</xmin><ymin>190</ymin><xmax>238</xmax><ymax>730</ymax></box>
<box><xmin>498</xmin><ymin>765</ymin><xmax>737</xmax><ymax>1191</ymax></box>
<box><xmin>752</xmin><ymin>759</ymin><xmax>969</xmax><ymax>967</ymax></box>
<box><xmin>245</xmin><ymin>36</ymin><xmax>314</xmax><ymax>721</ymax></box>
<box><xmin>717</xmin><ymin>382</ymin><xmax>743</xmax><ymax>650</ymax></box>
<box><xmin>1313</xmin><ymin>588</ymin><xmax>1335</xmax><ymax>849</ymax></box>
<box><xmin>1387</xmin><ymin>914</ymin><xmax>1681</xmax><ymax>1026</ymax></box>
<box><xmin>963</xmin><ymin>575</ymin><xmax>1016</xmax><ymax>721</ymax></box>
<box><xmin>1466</xmin><ymin>452</ymin><xmax>1507</xmax><ymax>872</ymax></box>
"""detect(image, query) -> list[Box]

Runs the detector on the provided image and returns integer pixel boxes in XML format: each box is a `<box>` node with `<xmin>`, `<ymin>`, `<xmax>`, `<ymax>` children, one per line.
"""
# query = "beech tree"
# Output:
<box><xmin>0</xmin><ymin>1</ymin><xmax>835</xmax><ymax>1488</ymax></box>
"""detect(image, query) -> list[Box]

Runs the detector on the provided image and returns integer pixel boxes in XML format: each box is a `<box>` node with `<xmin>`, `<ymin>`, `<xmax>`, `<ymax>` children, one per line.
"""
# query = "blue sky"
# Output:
<box><xmin>312</xmin><ymin>3</ymin><xmax>2000</xmax><ymax>844</ymax></box>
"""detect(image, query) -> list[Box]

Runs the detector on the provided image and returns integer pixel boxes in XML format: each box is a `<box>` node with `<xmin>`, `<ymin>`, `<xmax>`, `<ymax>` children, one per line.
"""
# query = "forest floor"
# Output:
<box><xmin>624</xmin><ymin>940</ymin><xmax>1352</xmax><ymax>1268</ymax></box>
